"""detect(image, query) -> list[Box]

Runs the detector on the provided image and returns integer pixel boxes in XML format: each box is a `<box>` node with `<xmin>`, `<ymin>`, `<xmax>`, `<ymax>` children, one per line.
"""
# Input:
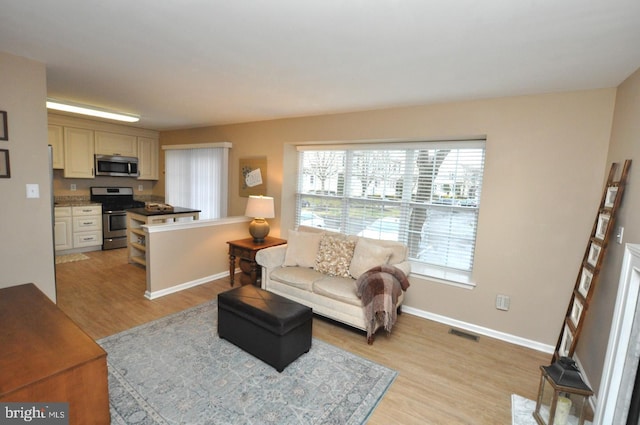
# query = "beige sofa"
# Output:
<box><xmin>255</xmin><ymin>226</ymin><xmax>411</xmax><ymax>340</ymax></box>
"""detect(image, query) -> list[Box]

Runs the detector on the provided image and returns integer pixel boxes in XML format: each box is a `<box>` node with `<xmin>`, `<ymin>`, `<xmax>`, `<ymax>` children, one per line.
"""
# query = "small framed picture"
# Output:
<box><xmin>0</xmin><ymin>111</ymin><xmax>7</xmax><ymax>141</ymax></box>
<box><xmin>570</xmin><ymin>298</ymin><xmax>584</xmax><ymax>328</ymax></box>
<box><xmin>595</xmin><ymin>213</ymin><xmax>610</xmax><ymax>240</ymax></box>
<box><xmin>587</xmin><ymin>242</ymin><xmax>602</xmax><ymax>267</ymax></box>
<box><xmin>559</xmin><ymin>324</ymin><xmax>574</xmax><ymax>357</ymax></box>
<box><xmin>604</xmin><ymin>186</ymin><xmax>618</xmax><ymax>208</ymax></box>
<box><xmin>0</xmin><ymin>149</ymin><xmax>10</xmax><ymax>178</ymax></box>
<box><xmin>578</xmin><ymin>267</ymin><xmax>593</xmax><ymax>298</ymax></box>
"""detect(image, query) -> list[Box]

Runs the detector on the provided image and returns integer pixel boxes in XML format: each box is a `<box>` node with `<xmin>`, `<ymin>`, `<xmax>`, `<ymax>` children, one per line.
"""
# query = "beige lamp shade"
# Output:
<box><xmin>244</xmin><ymin>195</ymin><xmax>275</xmax><ymax>219</ymax></box>
<box><xmin>245</xmin><ymin>196</ymin><xmax>275</xmax><ymax>242</ymax></box>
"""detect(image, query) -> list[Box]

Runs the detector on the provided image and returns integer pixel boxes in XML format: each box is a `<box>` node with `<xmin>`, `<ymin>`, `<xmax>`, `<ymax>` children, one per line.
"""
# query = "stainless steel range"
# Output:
<box><xmin>90</xmin><ymin>187</ymin><xmax>145</xmax><ymax>250</ymax></box>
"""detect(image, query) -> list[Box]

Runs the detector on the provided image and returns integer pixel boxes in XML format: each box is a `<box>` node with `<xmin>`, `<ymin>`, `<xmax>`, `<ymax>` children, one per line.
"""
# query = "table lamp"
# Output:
<box><xmin>245</xmin><ymin>195</ymin><xmax>275</xmax><ymax>243</ymax></box>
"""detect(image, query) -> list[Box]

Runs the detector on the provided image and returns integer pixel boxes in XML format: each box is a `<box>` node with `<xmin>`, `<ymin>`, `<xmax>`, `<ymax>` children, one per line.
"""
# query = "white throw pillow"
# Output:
<box><xmin>283</xmin><ymin>230</ymin><xmax>323</xmax><ymax>268</ymax></box>
<box><xmin>349</xmin><ymin>238</ymin><xmax>394</xmax><ymax>279</ymax></box>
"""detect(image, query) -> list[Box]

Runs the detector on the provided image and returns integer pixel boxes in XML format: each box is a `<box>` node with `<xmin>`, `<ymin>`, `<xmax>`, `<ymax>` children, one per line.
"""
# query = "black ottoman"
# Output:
<box><xmin>217</xmin><ymin>285</ymin><xmax>312</xmax><ymax>372</ymax></box>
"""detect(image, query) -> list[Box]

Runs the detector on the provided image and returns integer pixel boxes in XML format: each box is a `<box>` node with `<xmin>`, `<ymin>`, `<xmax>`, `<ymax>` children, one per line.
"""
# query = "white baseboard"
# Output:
<box><xmin>402</xmin><ymin>305</ymin><xmax>555</xmax><ymax>354</ymax></box>
<box><xmin>145</xmin><ymin>271</ymin><xmax>229</xmax><ymax>300</ymax></box>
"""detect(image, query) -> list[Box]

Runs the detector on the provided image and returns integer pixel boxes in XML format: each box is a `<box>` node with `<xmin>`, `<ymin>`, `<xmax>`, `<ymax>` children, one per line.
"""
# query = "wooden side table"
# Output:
<box><xmin>227</xmin><ymin>236</ymin><xmax>287</xmax><ymax>287</ymax></box>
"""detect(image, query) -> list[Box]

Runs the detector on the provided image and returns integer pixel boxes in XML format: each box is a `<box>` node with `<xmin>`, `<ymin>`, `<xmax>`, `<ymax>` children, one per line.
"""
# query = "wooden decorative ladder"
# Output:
<box><xmin>552</xmin><ymin>159</ymin><xmax>632</xmax><ymax>362</ymax></box>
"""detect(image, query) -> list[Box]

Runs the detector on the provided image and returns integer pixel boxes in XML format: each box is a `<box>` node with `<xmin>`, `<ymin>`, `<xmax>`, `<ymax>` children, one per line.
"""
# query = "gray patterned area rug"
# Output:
<box><xmin>98</xmin><ymin>300</ymin><xmax>397</xmax><ymax>425</ymax></box>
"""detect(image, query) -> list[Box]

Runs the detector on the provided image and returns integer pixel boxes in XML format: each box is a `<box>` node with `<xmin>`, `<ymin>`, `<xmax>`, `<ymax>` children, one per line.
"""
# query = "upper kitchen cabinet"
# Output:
<box><xmin>47</xmin><ymin>125</ymin><xmax>64</xmax><ymax>169</ymax></box>
<box><xmin>48</xmin><ymin>113</ymin><xmax>159</xmax><ymax>179</ymax></box>
<box><xmin>63</xmin><ymin>127</ymin><xmax>95</xmax><ymax>178</ymax></box>
<box><xmin>137</xmin><ymin>137</ymin><xmax>159</xmax><ymax>180</ymax></box>
<box><xmin>95</xmin><ymin>131</ymin><xmax>137</xmax><ymax>157</ymax></box>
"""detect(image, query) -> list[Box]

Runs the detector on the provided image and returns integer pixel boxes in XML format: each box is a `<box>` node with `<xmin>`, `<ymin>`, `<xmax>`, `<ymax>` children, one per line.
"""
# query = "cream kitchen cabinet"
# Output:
<box><xmin>63</xmin><ymin>127</ymin><xmax>95</xmax><ymax>178</ymax></box>
<box><xmin>55</xmin><ymin>205</ymin><xmax>102</xmax><ymax>253</ymax></box>
<box><xmin>71</xmin><ymin>205</ymin><xmax>102</xmax><ymax>249</ymax></box>
<box><xmin>48</xmin><ymin>125</ymin><xmax>64</xmax><ymax>169</ymax></box>
<box><xmin>54</xmin><ymin>207</ymin><xmax>73</xmax><ymax>251</ymax></box>
<box><xmin>137</xmin><ymin>136</ymin><xmax>159</xmax><ymax>180</ymax></box>
<box><xmin>95</xmin><ymin>131</ymin><xmax>137</xmax><ymax>157</ymax></box>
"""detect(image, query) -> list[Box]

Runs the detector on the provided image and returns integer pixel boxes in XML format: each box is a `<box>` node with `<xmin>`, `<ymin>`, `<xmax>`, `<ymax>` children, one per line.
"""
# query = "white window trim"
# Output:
<box><xmin>409</xmin><ymin>261</ymin><xmax>477</xmax><ymax>289</ymax></box>
<box><xmin>162</xmin><ymin>142</ymin><xmax>232</xmax><ymax>150</ymax></box>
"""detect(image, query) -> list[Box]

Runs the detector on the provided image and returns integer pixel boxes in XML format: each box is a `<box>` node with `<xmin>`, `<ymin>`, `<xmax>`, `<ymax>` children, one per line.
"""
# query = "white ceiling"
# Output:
<box><xmin>1</xmin><ymin>0</ymin><xmax>640</xmax><ymax>131</ymax></box>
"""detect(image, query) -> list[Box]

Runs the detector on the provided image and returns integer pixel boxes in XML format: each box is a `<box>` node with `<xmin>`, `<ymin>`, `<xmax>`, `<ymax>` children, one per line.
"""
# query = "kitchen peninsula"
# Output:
<box><xmin>127</xmin><ymin>207</ymin><xmax>201</xmax><ymax>267</ymax></box>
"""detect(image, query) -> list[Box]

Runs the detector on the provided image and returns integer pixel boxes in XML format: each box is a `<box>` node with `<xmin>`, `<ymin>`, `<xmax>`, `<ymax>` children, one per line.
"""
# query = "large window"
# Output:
<box><xmin>296</xmin><ymin>140</ymin><xmax>485</xmax><ymax>283</ymax></box>
<box><xmin>164</xmin><ymin>143</ymin><xmax>231</xmax><ymax>220</ymax></box>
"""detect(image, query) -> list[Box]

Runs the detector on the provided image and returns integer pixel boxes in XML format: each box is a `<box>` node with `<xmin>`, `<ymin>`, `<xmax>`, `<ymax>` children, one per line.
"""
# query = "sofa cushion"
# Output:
<box><xmin>358</xmin><ymin>236</ymin><xmax>407</xmax><ymax>264</ymax></box>
<box><xmin>314</xmin><ymin>234</ymin><xmax>356</xmax><ymax>277</ymax></box>
<box><xmin>282</xmin><ymin>229</ymin><xmax>323</xmax><ymax>268</ymax></box>
<box><xmin>270</xmin><ymin>266</ymin><xmax>325</xmax><ymax>292</ymax></box>
<box><xmin>312</xmin><ymin>276</ymin><xmax>362</xmax><ymax>307</ymax></box>
<box><xmin>349</xmin><ymin>238</ymin><xmax>394</xmax><ymax>279</ymax></box>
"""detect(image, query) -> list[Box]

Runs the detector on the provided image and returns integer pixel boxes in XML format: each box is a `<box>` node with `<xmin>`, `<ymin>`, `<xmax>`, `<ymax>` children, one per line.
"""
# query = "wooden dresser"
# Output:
<box><xmin>0</xmin><ymin>283</ymin><xmax>110</xmax><ymax>424</ymax></box>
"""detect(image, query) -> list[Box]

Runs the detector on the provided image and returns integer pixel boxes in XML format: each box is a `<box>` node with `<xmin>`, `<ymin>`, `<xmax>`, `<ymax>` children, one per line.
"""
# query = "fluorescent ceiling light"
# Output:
<box><xmin>46</xmin><ymin>99</ymin><xmax>140</xmax><ymax>123</ymax></box>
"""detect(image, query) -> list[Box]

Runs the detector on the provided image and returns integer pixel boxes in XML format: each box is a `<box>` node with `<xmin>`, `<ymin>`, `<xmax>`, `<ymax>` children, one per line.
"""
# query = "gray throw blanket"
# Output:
<box><xmin>355</xmin><ymin>265</ymin><xmax>410</xmax><ymax>340</ymax></box>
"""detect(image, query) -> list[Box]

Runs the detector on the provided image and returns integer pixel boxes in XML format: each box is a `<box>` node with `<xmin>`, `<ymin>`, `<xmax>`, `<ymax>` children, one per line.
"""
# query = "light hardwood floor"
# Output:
<box><xmin>55</xmin><ymin>248</ymin><xmax>549</xmax><ymax>424</ymax></box>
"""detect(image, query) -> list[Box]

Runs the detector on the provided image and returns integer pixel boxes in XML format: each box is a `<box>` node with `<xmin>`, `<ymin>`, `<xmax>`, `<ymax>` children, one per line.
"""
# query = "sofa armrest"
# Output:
<box><xmin>256</xmin><ymin>244</ymin><xmax>288</xmax><ymax>269</ymax></box>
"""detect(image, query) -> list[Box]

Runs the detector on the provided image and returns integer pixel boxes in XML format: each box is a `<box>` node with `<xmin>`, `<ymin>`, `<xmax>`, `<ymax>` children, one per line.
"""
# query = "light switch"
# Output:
<box><xmin>26</xmin><ymin>184</ymin><xmax>40</xmax><ymax>198</ymax></box>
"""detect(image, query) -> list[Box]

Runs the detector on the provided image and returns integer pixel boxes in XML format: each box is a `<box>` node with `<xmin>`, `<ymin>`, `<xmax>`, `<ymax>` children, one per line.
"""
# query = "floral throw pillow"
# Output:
<box><xmin>314</xmin><ymin>234</ymin><xmax>356</xmax><ymax>277</ymax></box>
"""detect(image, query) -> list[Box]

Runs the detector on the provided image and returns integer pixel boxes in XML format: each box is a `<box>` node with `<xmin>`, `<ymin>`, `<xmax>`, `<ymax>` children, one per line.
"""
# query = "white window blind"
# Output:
<box><xmin>164</xmin><ymin>145</ymin><xmax>229</xmax><ymax>220</ymax></box>
<box><xmin>296</xmin><ymin>141</ymin><xmax>485</xmax><ymax>279</ymax></box>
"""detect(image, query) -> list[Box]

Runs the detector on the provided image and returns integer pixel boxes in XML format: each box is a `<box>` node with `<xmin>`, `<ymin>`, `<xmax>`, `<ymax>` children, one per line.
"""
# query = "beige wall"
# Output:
<box><xmin>161</xmin><ymin>89</ymin><xmax>616</xmax><ymax>347</ymax></box>
<box><xmin>578</xmin><ymin>67</ymin><xmax>640</xmax><ymax>393</ymax></box>
<box><xmin>0</xmin><ymin>52</ymin><xmax>56</xmax><ymax>300</ymax></box>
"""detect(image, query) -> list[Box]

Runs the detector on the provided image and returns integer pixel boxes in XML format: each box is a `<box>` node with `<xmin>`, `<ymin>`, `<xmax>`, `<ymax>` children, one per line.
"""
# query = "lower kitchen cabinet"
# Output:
<box><xmin>55</xmin><ymin>204</ymin><xmax>103</xmax><ymax>253</ymax></box>
<box><xmin>54</xmin><ymin>207</ymin><xmax>73</xmax><ymax>251</ymax></box>
<box><xmin>72</xmin><ymin>205</ymin><xmax>102</xmax><ymax>248</ymax></box>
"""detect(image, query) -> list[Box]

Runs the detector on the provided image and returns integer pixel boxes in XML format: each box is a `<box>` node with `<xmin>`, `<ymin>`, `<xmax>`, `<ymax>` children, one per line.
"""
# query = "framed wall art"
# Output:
<box><xmin>569</xmin><ymin>297</ymin><xmax>584</xmax><ymax>329</ymax></box>
<box><xmin>0</xmin><ymin>149</ymin><xmax>10</xmax><ymax>178</ymax></box>
<box><xmin>587</xmin><ymin>242</ymin><xmax>602</xmax><ymax>267</ymax></box>
<box><xmin>0</xmin><ymin>111</ymin><xmax>7</xmax><ymax>141</ymax></box>
<box><xmin>604</xmin><ymin>186</ymin><xmax>618</xmax><ymax>208</ymax></box>
<box><xmin>595</xmin><ymin>213</ymin><xmax>610</xmax><ymax>240</ymax></box>
<box><xmin>559</xmin><ymin>324</ymin><xmax>574</xmax><ymax>357</ymax></box>
<box><xmin>578</xmin><ymin>267</ymin><xmax>593</xmax><ymax>298</ymax></box>
<box><xmin>239</xmin><ymin>156</ymin><xmax>267</xmax><ymax>197</ymax></box>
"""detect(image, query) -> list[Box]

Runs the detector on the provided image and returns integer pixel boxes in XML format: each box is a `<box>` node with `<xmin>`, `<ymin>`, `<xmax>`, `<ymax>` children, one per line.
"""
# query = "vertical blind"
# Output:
<box><xmin>296</xmin><ymin>140</ymin><xmax>485</xmax><ymax>275</ymax></box>
<box><xmin>164</xmin><ymin>145</ymin><xmax>229</xmax><ymax>220</ymax></box>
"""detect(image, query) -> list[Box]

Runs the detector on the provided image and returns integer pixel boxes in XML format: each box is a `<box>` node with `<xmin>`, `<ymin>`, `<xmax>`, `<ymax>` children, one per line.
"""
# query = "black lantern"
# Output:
<box><xmin>533</xmin><ymin>357</ymin><xmax>593</xmax><ymax>425</ymax></box>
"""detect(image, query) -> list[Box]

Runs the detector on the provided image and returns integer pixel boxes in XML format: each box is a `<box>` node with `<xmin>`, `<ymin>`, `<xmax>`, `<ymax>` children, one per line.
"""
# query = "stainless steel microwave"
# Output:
<box><xmin>95</xmin><ymin>154</ymin><xmax>139</xmax><ymax>177</ymax></box>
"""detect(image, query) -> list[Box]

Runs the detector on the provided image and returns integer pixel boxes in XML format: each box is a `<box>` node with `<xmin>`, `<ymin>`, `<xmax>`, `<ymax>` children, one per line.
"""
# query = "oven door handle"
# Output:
<box><xmin>104</xmin><ymin>210</ymin><xmax>127</xmax><ymax>214</ymax></box>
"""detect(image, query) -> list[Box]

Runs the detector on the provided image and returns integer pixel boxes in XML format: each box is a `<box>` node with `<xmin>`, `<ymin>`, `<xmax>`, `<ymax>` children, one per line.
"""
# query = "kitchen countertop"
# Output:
<box><xmin>126</xmin><ymin>207</ymin><xmax>201</xmax><ymax>216</ymax></box>
<box><xmin>54</xmin><ymin>201</ymin><xmax>101</xmax><ymax>207</ymax></box>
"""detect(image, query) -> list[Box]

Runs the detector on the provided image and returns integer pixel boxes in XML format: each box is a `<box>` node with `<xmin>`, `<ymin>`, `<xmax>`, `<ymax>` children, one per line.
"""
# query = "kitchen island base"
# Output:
<box><xmin>127</xmin><ymin>207</ymin><xmax>200</xmax><ymax>267</ymax></box>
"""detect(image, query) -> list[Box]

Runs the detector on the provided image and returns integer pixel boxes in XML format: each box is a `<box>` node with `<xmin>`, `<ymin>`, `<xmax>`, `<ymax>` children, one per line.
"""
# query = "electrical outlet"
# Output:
<box><xmin>70</xmin><ymin>184</ymin><xmax>76</xmax><ymax>191</ymax></box>
<box><xmin>496</xmin><ymin>294</ymin><xmax>510</xmax><ymax>311</ymax></box>
<box><xmin>138</xmin><ymin>184</ymin><xmax>144</xmax><ymax>191</ymax></box>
